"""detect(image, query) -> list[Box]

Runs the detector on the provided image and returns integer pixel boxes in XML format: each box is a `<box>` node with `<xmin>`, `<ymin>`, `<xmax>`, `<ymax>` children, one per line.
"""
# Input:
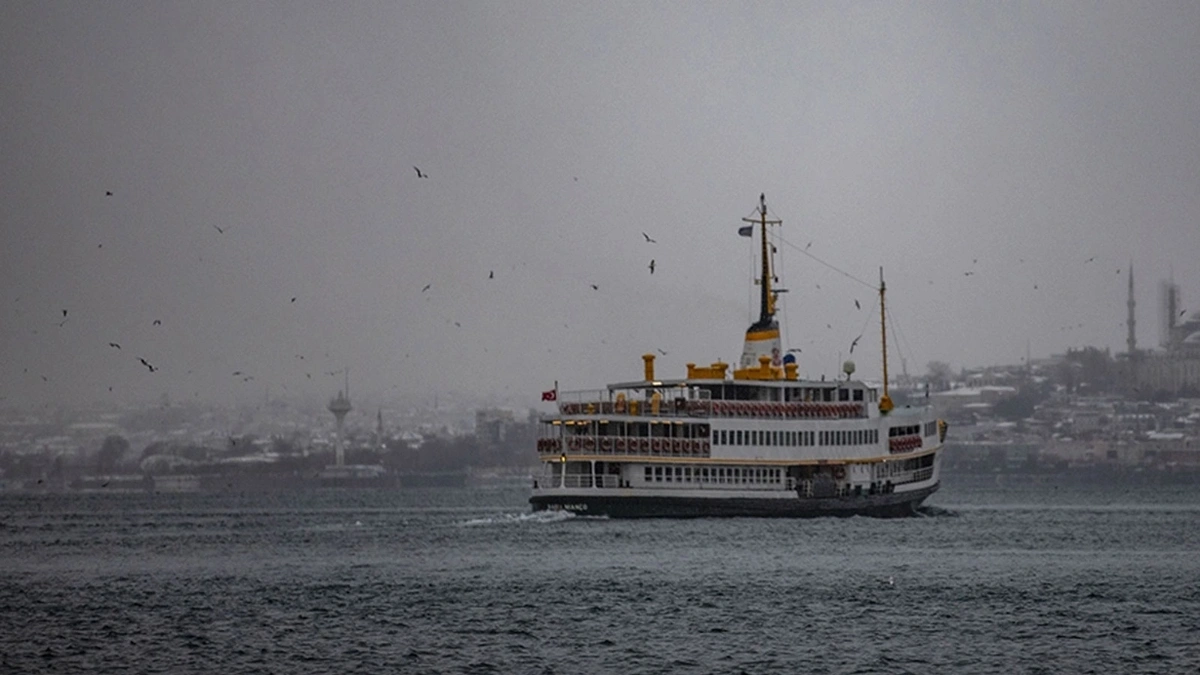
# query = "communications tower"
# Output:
<box><xmin>327</xmin><ymin>369</ymin><xmax>352</xmax><ymax>467</ymax></box>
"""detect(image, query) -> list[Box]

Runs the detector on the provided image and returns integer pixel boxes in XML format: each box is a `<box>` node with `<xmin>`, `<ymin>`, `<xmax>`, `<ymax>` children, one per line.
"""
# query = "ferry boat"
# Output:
<box><xmin>530</xmin><ymin>194</ymin><xmax>947</xmax><ymax>518</ymax></box>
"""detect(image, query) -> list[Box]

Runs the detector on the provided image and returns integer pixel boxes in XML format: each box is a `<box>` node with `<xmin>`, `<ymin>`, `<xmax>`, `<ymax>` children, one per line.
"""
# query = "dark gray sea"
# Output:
<box><xmin>3</xmin><ymin>481</ymin><xmax>1199</xmax><ymax>674</ymax></box>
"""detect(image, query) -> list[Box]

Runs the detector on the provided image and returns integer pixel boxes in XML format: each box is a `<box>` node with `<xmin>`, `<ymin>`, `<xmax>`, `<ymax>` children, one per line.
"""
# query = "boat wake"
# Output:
<box><xmin>915</xmin><ymin>505</ymin><xmax>958</xmax><ymax>518</ymax></box>
<box><xmin>460</xmin><ymin>510</ymin><xmax>578</xmax><ymax>526</ymax></box>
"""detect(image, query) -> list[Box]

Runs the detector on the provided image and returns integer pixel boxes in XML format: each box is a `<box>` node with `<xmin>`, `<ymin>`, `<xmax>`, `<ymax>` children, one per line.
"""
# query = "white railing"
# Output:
<box><xmin>553</xmin><ymin>437</ymin><xmax>712</xmax><ymax>458</ymax></box>
<box><xmin>901</xmin><ymin>466</ymin><xmax>935</xmax><ymax>484</ymax></box>
<box><xmin>560</xmin><ymin>474</ymin><xmax>621</xmax><ymax>489</ymax></box>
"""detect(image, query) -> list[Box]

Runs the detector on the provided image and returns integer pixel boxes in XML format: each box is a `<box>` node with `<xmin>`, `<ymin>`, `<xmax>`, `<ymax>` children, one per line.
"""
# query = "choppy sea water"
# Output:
<box><xmin>2</xmin><ymin>482</ymin><xmax>1199</xmax><ymax>674</ymax></box>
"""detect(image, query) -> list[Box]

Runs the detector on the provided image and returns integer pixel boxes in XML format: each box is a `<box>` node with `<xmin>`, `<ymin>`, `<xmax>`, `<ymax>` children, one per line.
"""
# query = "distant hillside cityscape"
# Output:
<box><xmin>3</xmin><ymin>269</ymin><xmax>1200</xmax><ymax>492</ymax></box>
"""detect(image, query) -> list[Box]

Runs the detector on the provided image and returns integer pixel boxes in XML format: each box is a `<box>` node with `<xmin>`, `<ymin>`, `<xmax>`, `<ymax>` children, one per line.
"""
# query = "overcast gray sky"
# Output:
<box><xmin>3</xmin><ymin>1</ymin><xmax>1199</xmax><ymax>408</ymax></box>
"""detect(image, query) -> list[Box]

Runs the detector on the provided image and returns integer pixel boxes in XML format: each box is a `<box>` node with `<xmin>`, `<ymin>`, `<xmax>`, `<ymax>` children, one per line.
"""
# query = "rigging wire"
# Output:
<box><xmin>774</xmin><ymin>233</ymin><xmax>879</xmax><ymax>291</ymax></box>
<box><xmin>885</xmin><ymin>305</ymin><xmax>916</xmax><ymax>383</ymax></box>
<box><xmin>771</xmin><ymin>225</ymin><xmax>793</xmax><ymax>348</ymax></box>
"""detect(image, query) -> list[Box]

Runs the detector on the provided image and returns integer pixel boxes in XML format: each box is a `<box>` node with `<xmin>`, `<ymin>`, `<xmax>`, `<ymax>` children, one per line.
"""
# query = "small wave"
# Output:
<box><xmin>460</xmin><ymin>510</ymin><xmax>577</xmax><ymax>526</ymax></box>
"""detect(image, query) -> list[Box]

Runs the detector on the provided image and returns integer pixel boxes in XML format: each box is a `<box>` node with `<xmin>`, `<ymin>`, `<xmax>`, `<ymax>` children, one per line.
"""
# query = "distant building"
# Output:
<box><xmin>475</xmin><ymin>408</ymin><xmax>516</xmax><ymax>445</ymax></box>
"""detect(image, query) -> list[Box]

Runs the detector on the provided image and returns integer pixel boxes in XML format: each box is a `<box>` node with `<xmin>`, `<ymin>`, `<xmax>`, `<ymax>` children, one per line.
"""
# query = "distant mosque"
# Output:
<box><xmin>1123</xmin><ymin>265</ymin><xmax>1200</xmax><ymax>395</ymax></box>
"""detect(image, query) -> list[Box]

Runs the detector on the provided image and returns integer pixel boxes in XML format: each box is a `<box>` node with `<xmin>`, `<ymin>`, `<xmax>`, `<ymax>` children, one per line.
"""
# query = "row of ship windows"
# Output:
<box><xmin>644</xmin><ymin>465</ymin><xmax>784</xmax><ymax>485</ymax></box>
<box><xmin>924</xmin><ymin>420</ymin><xmax>938</xmax><ymax>437</ymax></box>
<box><xmin>888</xmin><ymin>424</ymin><xmax>921</xmax><ymax>438</ymax></box>
<box><xmin>716</xmin><ymin>428</ymin><xmax>880</xmax><ymax>447</ymax></box>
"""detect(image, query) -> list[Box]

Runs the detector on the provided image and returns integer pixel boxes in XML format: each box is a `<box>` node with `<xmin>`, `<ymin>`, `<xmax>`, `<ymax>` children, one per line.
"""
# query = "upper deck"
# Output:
<box><xmin>554</xmin><ymin>377</ymin><xmax>880</xmax><ymax>421</ymax></box>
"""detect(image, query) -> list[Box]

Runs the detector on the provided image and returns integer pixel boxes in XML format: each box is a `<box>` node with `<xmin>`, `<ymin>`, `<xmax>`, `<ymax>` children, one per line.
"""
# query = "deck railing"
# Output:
<box><xmin>888</xmin><ymin>435</ymin><xmax>923</xmax><ymax>454</ymax></box>
<box><xmin>558</xmin><ymin>399</ymin><xmax>866</xmax><ymax>420</ymax></box>
<box><xmin>539</xmin><ymin>436</ymin><xmax>712</xmax><ymax>458</ymax></box>
<box><xmin>557</xmin><ymin>474</ymin><xmax>622</xmax><ymax>489</ymax></box>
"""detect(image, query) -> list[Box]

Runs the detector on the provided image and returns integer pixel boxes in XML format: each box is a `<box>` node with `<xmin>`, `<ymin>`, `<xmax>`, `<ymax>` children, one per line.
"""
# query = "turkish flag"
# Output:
<box><xmin>541</xmin><ymin>389</ymin><xmax>557</xmax><ymax>401</ymax></box>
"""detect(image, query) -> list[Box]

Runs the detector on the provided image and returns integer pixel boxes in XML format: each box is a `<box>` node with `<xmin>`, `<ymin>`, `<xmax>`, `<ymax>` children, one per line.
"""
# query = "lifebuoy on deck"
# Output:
<box><xmin>583</xmin><ymin>438</ymin><xmax>595</xmax><ymax>451</ymax></box>
<box><xmin>616</xmin><ymin>438</ymin><xmax>626</xmax><ymax>452</ymax></box>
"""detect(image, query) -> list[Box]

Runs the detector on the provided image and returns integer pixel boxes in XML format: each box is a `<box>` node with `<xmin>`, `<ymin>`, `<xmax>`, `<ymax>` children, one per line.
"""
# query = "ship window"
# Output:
<box><xmin>644</xmin><ymin>467</ymin><xmax>652</xmax><ymax>482</ymax></box>
<box><xmin>853</xmin><ymin>389</ymin><xmax>864</xmax><ymax>401</ymax></box>
<box><xmin>839</xmin><ymin>388</ymin><xmax>850</xmax><ymax>401</ymax></box>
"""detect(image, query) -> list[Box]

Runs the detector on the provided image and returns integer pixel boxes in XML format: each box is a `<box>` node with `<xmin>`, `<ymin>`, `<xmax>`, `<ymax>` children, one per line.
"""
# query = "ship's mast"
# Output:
<box><xmin>742</xmin><ymin>193</ymin><xmax>782</xmax><ymax>323</ymax></box>
<box><xmin>879</xmin><ymin>267</ymin><xmax>894</xmax><ymax>414</ymax></box>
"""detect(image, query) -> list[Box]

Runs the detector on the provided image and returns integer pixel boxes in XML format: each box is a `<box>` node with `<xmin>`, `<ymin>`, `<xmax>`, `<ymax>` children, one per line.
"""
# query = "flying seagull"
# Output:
<box><xmin>849</xmin><ymin>335</ymin><xmax>862</xmax><ymax>354</ymax></box>
<box><xmin>642</xmin><ymin>233</ymin><xmax>656</xmax><ymax>243</ymax></box>
<box><xmin>421</xmin><ymin>284</ymin><xmax>431</xmax><ymax>292</ymax></box>
<box><xmin>138</xmin><ymin>357</ymin><xmax>156</xmax><ymax>372</ymax></box>
<box><xmin>657</xmin><ymin>348</ymin><xmax>667</xmax><ymax>356</ymax></box>
<box><xmin>590</xmin><ymin>284</ymin><xmax>599</xmax><ymax>290</ymax></box>
<box><xmin>805</xmin><ymin>241</ymin><xmax>812</xmax><ymax>250</ymax></box>
<box><xmin>291</xmin><ymin>297</ymin><xmax>296</xmax><ymax>303</ymax></box>
<box><xmin>153</xmin><ymin>319</ymin><xmax>161</xmax><ymax>325</ymax></box>
<box><xmin>413</xmin><ymin>166</ymin><xmax>428</xmax><ymax>178</ymax></box>
<box><xmin>488</xmin><ymin>270</ymin><xmax>493</xmax><ymax>279</ymax></box>
<box><xmin>1085</xmin><ymin>257</ymin><xmax>1095</xmax><ymax>263</ymax></box>
<box><xmin>108</xmin><ymin>342</ymin><xmax>121</xmax><ymax>349</ymax></box>
<box><xmin>648</xmin><ymin>259</ymin><xmax>655</xmax><ymax>274</ymax></box>
<box><xmin>787</xmin><ymin>348</ymin><xmax>802</xmax><ymax>353</ymax></box>
<box><xmin>854</xmin><ymin>299</ymin><xmax>860</xmax><ymax>310</ymax></box>
<box><xmin>105</xmin><ymin>191</ymin><xmax>113</xmax><ymax>197</ymax></box>
<box><xmin>212</xmin><ymin>225</ymin><xmax>227</xmax><ymax>234</ymax></box>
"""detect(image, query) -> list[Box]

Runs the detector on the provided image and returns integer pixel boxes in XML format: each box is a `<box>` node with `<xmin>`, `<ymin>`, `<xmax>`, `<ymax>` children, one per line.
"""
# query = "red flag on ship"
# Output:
<box><xmin>541</xmin><ymin>388</ymin><xmax>557</xmax><ymax>402</ymax></box>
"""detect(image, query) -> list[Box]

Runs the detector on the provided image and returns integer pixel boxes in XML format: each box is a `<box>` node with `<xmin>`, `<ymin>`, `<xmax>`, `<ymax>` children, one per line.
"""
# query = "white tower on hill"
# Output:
<box><xmin>327</xmin><ymin>369</ymin><xmax>352</xmax><ymax>467</ymax></box>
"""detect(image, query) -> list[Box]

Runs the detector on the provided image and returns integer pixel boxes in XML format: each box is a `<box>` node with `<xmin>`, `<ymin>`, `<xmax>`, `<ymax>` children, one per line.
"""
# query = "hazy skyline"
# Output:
<box><xmin>3</xmin><ymin>2</ymin><xmax>1200</xmax><ymax>408</ymax></box>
